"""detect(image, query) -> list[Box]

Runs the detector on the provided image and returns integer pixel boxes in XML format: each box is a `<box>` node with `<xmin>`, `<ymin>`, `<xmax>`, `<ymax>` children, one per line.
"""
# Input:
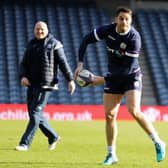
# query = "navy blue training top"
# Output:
<box><xmin>78</xmin><ymin>23</ymin><xmax>142</xmax><ymax>76</ymax></box>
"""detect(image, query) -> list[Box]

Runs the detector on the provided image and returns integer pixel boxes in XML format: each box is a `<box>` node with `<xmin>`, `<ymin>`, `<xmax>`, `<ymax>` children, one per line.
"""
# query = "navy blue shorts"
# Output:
<box><xmin>104</xmin><ymin>72</ymin><xmax>142</xmax><ymax>94</ymax></box>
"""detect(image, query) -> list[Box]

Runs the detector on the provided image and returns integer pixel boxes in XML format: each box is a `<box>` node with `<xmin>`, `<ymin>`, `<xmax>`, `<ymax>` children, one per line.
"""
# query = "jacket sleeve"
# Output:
<box><xmin>19</xmin><ymin>48</ymin><xmax>28</xmax><ymax>79</ymax></box>
<box><xmin>78</xmin><ymin>31</ymin><xmax>97</xmax><ymax>62</ymax></box>
<box><xmin>54</xmin><ymin>47</ymin><xmax>74</xmax><ymax>82</ymax></box>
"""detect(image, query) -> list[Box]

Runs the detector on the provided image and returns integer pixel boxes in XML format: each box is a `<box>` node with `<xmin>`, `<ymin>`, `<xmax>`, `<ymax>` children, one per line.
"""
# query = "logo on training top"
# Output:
<box><xmin>120</xmin><ymin>42</ymin><xmax>127</xmax><ymax>50</ymax></box>
<box><xmin>134</xmin><ymin>81</ymin><xmax>139</xmax><ymax>88</ymax></box>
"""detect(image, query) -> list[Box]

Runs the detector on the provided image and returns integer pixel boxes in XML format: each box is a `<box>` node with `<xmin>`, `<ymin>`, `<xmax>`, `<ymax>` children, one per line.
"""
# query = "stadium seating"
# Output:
<box><xmin>1</xmin><ymin>0</ymin><xmax>168</xmax><ymax>105</ymax></box>
<box><xmin>0</xmin><ymin>0</ymin><xmax>109</xmax><ymax>104</ymax></box>
<box><xmin>136</xmin><ymin>10</ymin><xmax>168</xmax><ymax>105</ymax></box>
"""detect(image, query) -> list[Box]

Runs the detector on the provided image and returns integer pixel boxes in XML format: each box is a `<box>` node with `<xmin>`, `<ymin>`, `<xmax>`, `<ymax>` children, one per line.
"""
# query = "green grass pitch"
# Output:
<box><xmin>0</xmin><ymin>120</ymin><xmax>167</xmax><ymax>168</ymax></box>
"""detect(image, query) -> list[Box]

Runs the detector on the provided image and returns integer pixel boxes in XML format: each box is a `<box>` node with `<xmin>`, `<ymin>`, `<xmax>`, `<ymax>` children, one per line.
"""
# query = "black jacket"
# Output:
<box><xmin>20</xmin><ymin>34</ymin><xmax>73</xmax><ymax>89</ymax></box>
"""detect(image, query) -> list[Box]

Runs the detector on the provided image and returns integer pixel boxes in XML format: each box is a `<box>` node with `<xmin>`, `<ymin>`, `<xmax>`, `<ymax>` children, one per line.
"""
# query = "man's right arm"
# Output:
<box><xmin>19</xmin><ymin>48</ymin><xmax>30</xmax><ymax>86</ymax></box>
<box><xmin>79</xmin><ymin>24</ymin><xmax>110</xmax><ymax>63</ymax></box>
<box><xmin>78</xmin><ymin>32</ymin><xmax>97</xmax><ymax>62</ymax></box>
<box><xmin>74</xmin><ymin>32</ymin><xmax>98</xmax><ymax>78</ymax></box>
<box><xmin>75</xmin><ymin>25</ymin><xmax>108</xmax><ymax>83</ymax></box>
<box><xmin>19</xmin><ymin>49</ymin><xmax>28</xmax><ymax>79</ymax></box>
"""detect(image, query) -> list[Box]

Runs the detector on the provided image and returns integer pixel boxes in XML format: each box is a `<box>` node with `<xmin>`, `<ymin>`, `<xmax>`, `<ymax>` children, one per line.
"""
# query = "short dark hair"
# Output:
<box><xmin>115</xmin><ymin>6</ymin><xmax>133</xmax><ymax>17</ymax></box>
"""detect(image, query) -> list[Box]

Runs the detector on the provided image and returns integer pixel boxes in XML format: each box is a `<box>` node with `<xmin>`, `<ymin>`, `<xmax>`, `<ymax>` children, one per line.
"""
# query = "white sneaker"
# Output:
<box><xmin>15</xmin><ymin>144</ymin><xmax>28</xmax><ymax>151</ymax></box>
<box><xmin>48</xmin><ymin>136</ymin><xmax>61</xmax><ymax>151</ymax></box>
<box><xmin>103</xmin><ymin>153</ymin><xmax>118</xmax><ymax>165</ymax></box>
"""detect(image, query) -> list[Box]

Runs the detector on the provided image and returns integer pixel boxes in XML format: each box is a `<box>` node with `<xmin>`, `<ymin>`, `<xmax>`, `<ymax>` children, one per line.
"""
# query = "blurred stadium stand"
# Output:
<box><xmin>0</xmin><ymin>0</ymin><xmax>168</xmax><ymax>105</ymax></box>
<box><xmin>0</xmin><ymin>0</ymin><xmax>108</xmax><ymax>104</ymax></box>
<box><xmin>136</xmin><ymin>9</ymin><xmax>168</xmax><ymax>105</ymax></box>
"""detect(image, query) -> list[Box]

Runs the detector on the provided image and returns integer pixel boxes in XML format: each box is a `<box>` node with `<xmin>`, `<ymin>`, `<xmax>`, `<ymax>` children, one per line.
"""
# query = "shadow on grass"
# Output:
<box><xmin>0</xmin><ymin>161</ymin><xmax>108</xmax><ymax>168</ymax></box>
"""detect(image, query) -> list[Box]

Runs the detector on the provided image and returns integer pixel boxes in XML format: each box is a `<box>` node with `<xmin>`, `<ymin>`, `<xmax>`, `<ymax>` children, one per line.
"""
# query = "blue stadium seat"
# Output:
<box><xmin>136</xmin><ymin>9</ymin><xmax>168</xmax><ymax>105</ymax></box>
<box><xmin>0</xmin><ymin>1</ymin><xmax>110</xmax><ymax>104</ymax></box>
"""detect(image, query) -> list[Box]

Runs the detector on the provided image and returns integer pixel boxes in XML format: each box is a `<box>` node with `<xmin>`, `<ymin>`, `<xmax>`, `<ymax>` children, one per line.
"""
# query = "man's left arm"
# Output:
<box><xmin>54</xmin><ymin>46</ymin><xmax>75</xmax><ymax>95</ymax></box>
<box><xmin>54</xmin><ymin>47</ymin><xmax>73</xmax><ymax>81</ymax></box>
<box><xmin>127</xmin><ymin>32</ymin><xmax>141</xmax><ymax>56</ymax></box>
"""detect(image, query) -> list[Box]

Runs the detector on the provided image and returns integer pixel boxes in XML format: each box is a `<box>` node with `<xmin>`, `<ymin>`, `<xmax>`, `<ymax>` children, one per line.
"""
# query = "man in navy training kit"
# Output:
<box><xmin>74</xmin><ymin>6</ymin><xmax>166</xmax><ymax>165</ymax></box>
<box><xmin>15</xmin><ymin>21</ymin><xmax>75</xmax><ymax>151</ymax></box>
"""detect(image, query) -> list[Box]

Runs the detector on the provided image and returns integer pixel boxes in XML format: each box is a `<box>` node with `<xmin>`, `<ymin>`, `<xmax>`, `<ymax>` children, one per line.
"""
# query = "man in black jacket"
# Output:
<box><xmin>15</xmin><ymin>21</ymin><xmax>75</xmax><ymax>151</ymax></box>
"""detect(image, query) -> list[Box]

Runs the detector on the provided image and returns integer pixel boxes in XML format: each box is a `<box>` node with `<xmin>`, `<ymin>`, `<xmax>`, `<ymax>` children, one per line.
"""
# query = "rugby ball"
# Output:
<box><xmin>76</xmin><ymin>69</ymin><xmax>94</xmax><ymax>87</ymax></box>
